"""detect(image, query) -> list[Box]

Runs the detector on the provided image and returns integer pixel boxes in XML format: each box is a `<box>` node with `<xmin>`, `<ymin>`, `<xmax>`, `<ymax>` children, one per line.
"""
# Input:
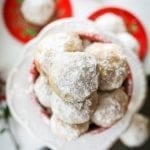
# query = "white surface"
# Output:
<box><xmin>0</xmin><ymin>0</ymin><xmax>23</xmax><ymax>80</ymax></box>
<box><xmin>0</xmin><ymin>131</ymin><xmax>16</xmax><ymax>150</ymax></box>
<box><xmin>9</xmin><ymin>118</ymin><xmax>44</xmax><ymax>150</ymax></box>
<box><xmin>0</xmin><ymin>0</ymin><xmax>150</xmax><ymax>150</ymax></box>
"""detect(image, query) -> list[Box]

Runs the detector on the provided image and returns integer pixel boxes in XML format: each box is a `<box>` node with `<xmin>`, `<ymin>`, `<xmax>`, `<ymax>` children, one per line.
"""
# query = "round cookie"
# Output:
<box><xmin>21</xmin><ymin>0</ymin><xmax>55</xmax><ymax>26</ymax></box>
<box><xmin>95</xmin><ymin>13</ymin><xmax>126</xmax><ymax>33</ymax></box>
<box><xmin>42</xmin><ymin>52</ymin><xmax>99</xmax><ymax>103</ymax></box>
<box><xmin>92</xmin><ymin>88</ymin><xmax>128</xmax><ymax>127</ymax></box>
<box><xmin>35</xmin><ymin>32</ymin><xmax>83</xmax><ymax>73</ymax></box>
<box><xmin>117</xmin><ymin>32</ymin><xmax>139</xmax><ymax>54</ymax></box>
<box><xmin>85</xmin><ymin>43</ymin><xmax>128</xmax><ymax>91</ymax></box>
<box><xmin>120</xmin><ymin>114</ymin><xmax>149</xmax><ymax>147</ymax></box>
<box><xmin>50</xmin><ymin>92</ymin><xmax>98</xmax><ymax>124</ymax></box>
<box><xmin>34</xmin><ymin>75</ymin><xmax>52</xmax><ymax>108</ymax></box>
<box><xmin>50</xmin><ymin>115</ymin><xmax>89</xmax><ymax>141</ymax></box>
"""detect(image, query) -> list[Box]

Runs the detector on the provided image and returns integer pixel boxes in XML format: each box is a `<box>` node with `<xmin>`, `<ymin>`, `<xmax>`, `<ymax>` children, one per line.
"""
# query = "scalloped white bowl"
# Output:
<box><xmin>6</xmin><ymin>18</ymin><xmax>146</xmax><ymax>150</ymax></box>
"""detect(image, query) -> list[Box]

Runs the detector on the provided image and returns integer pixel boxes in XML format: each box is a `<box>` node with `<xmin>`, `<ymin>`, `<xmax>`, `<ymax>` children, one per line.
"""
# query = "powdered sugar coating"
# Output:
<box><xmin>85</xmin><ymin>43</ymin><xmax>128</xmax><ymax>91</ymax></box>
<box><xmin>95</xmin><ymin>13</ymin><xmax>126</xmax><ymax>33</ymax></box>
<box><xmin>21</xmin><ymin>0</ymin><xmax>55</xmax><ymax>26</ymax></box>
<box><xmin>92</xmin><ymin>88</ymin><xmax>128</xmax><ymax>127</ymax></box>
<box><xmin>50</xmin><ymin>92</ymin><xmax>98</xmax><ymax>124</ymax></box>
<box><xmin>34</xmin><ymin>75</ymin><xmax>52</xmax><ymax>108</ymax></box>
<box><xmin>117</xmin><ymin>32</ymin><xmax>139</xmax><ymax>54</ymax></box>
<box><xmin>50</xmin><ymin>115</ymin><xmax>89</xmax><ymax>141</ymax></box>
<box><xmin>38</xmin><ymin>32</ymin><xmax>83</xmax><ymax>53</ymax></box>
<box><xmin>35</xmin><ymin>32</ymin><xmax>83</xmax><ymax>73</ymax></box>
<box><xmin>120</xmin><ymin>114</ymin><xmax>149</xmax><ymax>147</ymax></box>
<box><xmin>43</xmin><ymin>52</ymin><xmax>99</xmax><ymax>103</ymax></box>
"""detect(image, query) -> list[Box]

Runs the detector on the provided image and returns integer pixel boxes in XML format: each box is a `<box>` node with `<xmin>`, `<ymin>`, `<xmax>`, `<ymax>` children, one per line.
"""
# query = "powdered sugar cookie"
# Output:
<box><xmin>95</xmin><ymin>13</ymin><xmax>126</xmax><ymax>33</ymax></box>
<box><xmin>50</xmin><ymin>115</ymin><xmax>89</xmax><ymax>141</ymax></box>
<box><xmin>51</xmin><ymin>92</ymin><xmax>98</xmax><ymax>124</ymax></box>
<box><xmin>92</xmin><ymin>88</ymin><xmax>128</xmax><ymax>127</ymax></box>
<box><xmin>120</xmin><ymin>113</ymin><xmax>149</xmax><ymax>147</ymax></box>
<box><xmin>85</xmin><ymin>43</ymin><xmax>128</xmax><ymax>91</ymax></box>
<box><xmin>43</xmin><ymin>52</ymin><xmax>99</xmax><ymax>103</ymax></box>
<box><xmin>34</xmin><ymin>75</ymin><xmax>52</xmax><ymax>108</ymax></box>
<box><xmin>21</xmin><ymin>0</ymin><xmax>55</xmax><ymax>26</ymax></box>
<box><xmin>35</xmin><ymin>32</ymin><xmax>83</xmax><ymax>73</ymax></box>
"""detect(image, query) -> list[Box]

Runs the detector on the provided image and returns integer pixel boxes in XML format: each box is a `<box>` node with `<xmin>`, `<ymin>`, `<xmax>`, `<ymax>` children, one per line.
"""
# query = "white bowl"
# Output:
<box><xmin>6</xmin><ymin>18</ymin><xmax>146</xmax><ymax>150</ymax></box>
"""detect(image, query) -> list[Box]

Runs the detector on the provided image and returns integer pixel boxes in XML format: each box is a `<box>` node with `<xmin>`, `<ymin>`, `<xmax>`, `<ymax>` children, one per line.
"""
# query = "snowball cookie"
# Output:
<box><xmin>85</xmin><ymin>43</ymin><xmax>128</xmax><ymax>91</ymax></box>
<box><xmin>50</xmin><ymin>92</ymin><xmax>98</xmax><ymax>124</ymax></box>
<box><xmin>34</xmin><ymin>75</ymin><xmax>52</xmax><ymax>108</ymax></box>
<box><xmin>50</xmin><ymin>115</ymin><xmax>89</xmax><ymax>141</ymax></box>
<box><xmin>36</xmin><ymin>32</ymin><xmax>83</xmax><ymax>53</ymax></box>
<box><xmin>43</xmin><ymin>52</ymin><xmax>99</xmax><ymax>103</ymax></box>
<box><xmin>120</xmin><ymin>114</ymin><xmax>149</xmax><ymax>147</ymax></box>
<box><xmin>35</xmin><ymin>32</ymin><xmax>83</xmax><ymax>73</ymax></box>
<box><xmin>117</xmin><ymin>32</ymin><xmax>139</xmax><ymax>54</ymax></box>
<box><xmin>95</xmin><ymin>13</ymin><xmax>126</xmax><ymax>33</ymax></box>
<box><xmin>92</xmin><ymin>88</ymin><xmax>128</xmax><ymax>127</ymax></box>
<box><xmin>21</xmin><ymin>0</ymin><xmax>55</xmax><ymax>26</ymax></box>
